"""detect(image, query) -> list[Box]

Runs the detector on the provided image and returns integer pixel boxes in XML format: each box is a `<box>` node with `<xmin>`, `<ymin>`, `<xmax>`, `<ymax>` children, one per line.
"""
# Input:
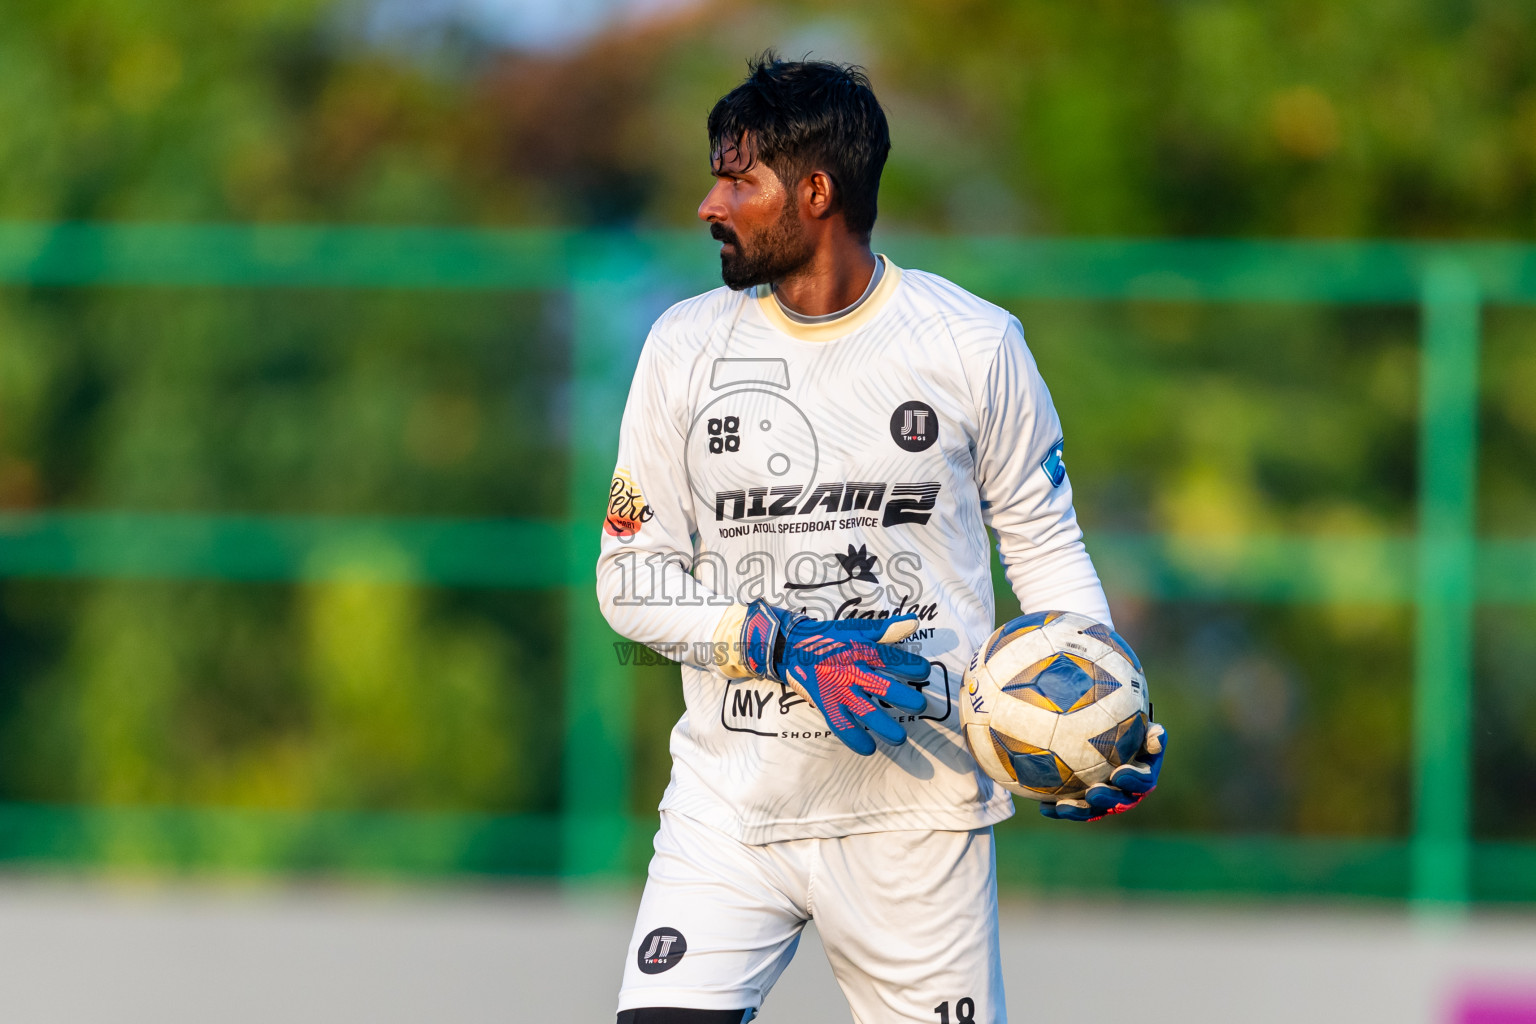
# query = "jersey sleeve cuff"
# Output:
<box><xmin>711</xmin><ymin>603</ymin><xmax>752</xmax><ymax>678</ymax></box>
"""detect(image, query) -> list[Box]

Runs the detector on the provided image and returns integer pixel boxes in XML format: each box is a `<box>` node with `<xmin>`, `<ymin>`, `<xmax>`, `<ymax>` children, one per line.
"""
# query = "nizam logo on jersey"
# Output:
<box><xmin>683</xmin><ymin>368</ymin><xmax>949</xmax><ymax>539</ymax></box>
<box><xmin>713</xmin><ymin>480</ymin><xmax>942</xmax><ymax>535</ymax></box>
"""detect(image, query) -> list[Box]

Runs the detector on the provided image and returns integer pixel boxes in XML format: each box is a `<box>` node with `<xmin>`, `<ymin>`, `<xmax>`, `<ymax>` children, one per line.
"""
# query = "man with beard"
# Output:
<box><xmin>596</xmin><ymin>54</ymin><xmax>1165</xmax><ymax>1024</ymax></box>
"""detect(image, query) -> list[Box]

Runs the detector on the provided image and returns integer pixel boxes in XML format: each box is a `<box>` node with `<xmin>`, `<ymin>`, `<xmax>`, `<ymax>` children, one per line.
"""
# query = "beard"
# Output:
<box><xmin>711</xmin><ymin>200</ymin><xmax>814</xmax><ymax>291</ymax></box>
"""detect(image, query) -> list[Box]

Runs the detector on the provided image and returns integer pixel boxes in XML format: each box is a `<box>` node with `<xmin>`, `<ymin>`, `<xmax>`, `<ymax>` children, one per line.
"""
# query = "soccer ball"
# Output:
<box><xmin>961</xmin><ymin>610</ymin><xmax>1149</xmax><ymax>801</ymax></box>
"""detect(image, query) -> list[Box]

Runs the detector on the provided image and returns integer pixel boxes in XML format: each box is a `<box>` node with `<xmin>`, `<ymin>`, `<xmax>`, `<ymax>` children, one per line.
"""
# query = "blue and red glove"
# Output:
<box><xmin>739</xmin><ymin>600</ymin><xmax>932</xmax><ymax>756</ymax></box>
<box><xmin>1040</xmin><ymin>722</ymin><xmax>1167</xmax><ymax>821</ymax></box>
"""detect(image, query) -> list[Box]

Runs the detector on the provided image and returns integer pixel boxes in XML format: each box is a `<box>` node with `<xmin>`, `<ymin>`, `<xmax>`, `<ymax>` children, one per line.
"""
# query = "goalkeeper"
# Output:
<box><xmin>596</xmin><ymin>53</ymin><xmax>1165</xmax><ymax>1024</ymax></box>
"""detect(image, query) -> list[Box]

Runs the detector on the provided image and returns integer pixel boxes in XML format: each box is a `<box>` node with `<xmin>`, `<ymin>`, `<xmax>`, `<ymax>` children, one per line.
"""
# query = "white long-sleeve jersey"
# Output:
<box><xmin>595</xmin><ymin>259</ymin><xmax>1112</xmax><ymax>844</ymax></box>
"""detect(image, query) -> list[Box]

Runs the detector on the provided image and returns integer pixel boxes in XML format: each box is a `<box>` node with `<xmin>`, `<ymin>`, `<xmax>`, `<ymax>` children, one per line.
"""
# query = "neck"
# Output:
<box><xmin>772</xmin><ymin>235</ymin><xmax>877</xmax><ymax>317</ymax></box>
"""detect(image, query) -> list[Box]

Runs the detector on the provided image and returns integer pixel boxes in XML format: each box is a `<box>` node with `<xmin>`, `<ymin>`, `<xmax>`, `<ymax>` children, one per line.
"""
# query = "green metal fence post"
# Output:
<box><xmin>561</xmin><ymin>237</ymin><xmax>645</xmax><ymax>882</ymax></box>
<box><xmin>1411</xmin><ymin>261</ymin><xmax>1481</xmax><ymax>909</ymax></box>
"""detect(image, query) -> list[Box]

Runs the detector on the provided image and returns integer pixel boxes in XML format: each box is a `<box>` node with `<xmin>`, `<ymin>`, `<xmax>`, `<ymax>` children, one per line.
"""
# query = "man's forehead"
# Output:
<box><xmin>711</xmin><ymin>133</ymin><xmax>759</xmax><ymax>175</ymax></box>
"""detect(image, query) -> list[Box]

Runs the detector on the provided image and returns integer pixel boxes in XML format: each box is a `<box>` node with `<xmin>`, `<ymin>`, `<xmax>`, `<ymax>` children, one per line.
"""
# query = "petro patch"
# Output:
<box><xmin>606</xmin><ymin>468</ymin><xmax>653</xmax><ymax>539</ymax></box>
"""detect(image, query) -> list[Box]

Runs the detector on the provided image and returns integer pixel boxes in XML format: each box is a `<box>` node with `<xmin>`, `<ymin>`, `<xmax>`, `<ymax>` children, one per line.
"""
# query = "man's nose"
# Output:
<box><xmin>698</xmin><ymin>181</ymin><xmax>727</xmax><ymax>222</ymax></box>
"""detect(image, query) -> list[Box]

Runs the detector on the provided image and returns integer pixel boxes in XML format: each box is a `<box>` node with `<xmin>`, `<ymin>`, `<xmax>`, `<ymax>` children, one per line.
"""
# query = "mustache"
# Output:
<box><xmin>709</xmin><ymin>222</ymin><xmax>738</xmax><ymax>246</ymax></box>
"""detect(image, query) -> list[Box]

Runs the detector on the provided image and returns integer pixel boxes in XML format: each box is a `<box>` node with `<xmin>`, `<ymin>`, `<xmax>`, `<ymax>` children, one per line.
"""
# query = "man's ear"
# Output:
<box><xmin>804</xmin><ymin>170</ymin><xmax>837</xmax><ymax>220</ymax></box>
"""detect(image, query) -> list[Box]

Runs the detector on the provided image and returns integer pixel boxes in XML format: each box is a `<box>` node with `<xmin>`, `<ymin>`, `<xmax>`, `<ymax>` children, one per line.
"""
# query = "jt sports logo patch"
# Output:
<box><xmin>636</xmin><ymin>927</ymin><xmax>687</xmax><ymax>974</ymax></box>
<box><xmin>890</xmin><ymin>401</ymin><xmax>938</xmax><ymax>452</ymax></box>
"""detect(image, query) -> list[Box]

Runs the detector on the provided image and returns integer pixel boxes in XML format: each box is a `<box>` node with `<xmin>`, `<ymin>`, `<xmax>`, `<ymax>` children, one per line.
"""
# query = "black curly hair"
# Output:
<box><xmin>707</xmin><ymin>52</ymin><xmax>891</xmax><ymax>239</ymax></box>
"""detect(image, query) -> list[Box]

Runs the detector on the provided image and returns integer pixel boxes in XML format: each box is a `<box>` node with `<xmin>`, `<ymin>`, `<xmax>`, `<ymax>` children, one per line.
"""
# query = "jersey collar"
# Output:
<box><xmin>752</xmin><ymin>257</ymin><xmax>902</xmax><ymax>343</ymax></box>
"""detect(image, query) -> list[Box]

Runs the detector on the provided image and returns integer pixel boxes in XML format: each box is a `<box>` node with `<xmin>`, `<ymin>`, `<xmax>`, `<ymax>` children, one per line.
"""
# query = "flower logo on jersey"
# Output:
<box><xmin>784</xmin><ymin>544</ymin><xmax>880</xmax><ymax>591</ymax></box>
<box><xmin>605</xmin><ymin>469</ymin><xmax>654</xmax><ymax>538</ymax></box>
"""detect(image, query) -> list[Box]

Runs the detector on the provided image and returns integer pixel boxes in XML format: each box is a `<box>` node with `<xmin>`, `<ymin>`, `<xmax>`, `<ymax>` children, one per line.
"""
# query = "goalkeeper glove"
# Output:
<box><xmin>726</xmin><ymin>599</ymin><xmax>932</xmax><ymax>756</ymax></box>
<box><xmin>1040</xmin><ymin>722</ymin><xmax>1167</xmax><ymax>822</ymax></box>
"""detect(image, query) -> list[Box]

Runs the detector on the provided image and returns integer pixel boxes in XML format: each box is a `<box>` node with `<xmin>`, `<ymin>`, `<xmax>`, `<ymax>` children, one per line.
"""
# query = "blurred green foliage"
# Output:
<box><xmin>0</xmin><ymin>286</ymin><xmax>571</xmax><ymax>815</ymax></box>
<box><xmin>7</xmin><ymin>0</ymin><xmax>1536</xmax><ymax>234</ymax></box>
<box><xmin>1011</xmin><ymin>300</ymin><xmax>1419</xmax><ymax>837</ymax></box>
<box><xmin>0</xmin><ymin>0</ymin><xmax>1533</xmax><ymax>855</ymax></box>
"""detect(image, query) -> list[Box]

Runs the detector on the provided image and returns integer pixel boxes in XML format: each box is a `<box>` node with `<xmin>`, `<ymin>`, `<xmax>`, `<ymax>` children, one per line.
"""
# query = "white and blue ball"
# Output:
<box><xmin>961</xmin><ymin>610</ymin><xmax>1149</xmax><ymax>801</ymax></box>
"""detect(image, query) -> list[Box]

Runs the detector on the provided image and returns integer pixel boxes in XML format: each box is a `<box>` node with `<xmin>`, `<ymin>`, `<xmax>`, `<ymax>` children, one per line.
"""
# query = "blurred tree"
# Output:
<box><xmin>4</xmin><ymin>0</ymin><xmax>1536</xmax><ymax>234</ymax></box>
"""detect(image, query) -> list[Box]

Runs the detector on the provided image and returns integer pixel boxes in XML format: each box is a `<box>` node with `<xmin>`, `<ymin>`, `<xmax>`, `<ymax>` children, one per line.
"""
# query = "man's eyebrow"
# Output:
<box><xmin>710</xmin><ymin>155</ymin><xmax>752</xmax><ymax>178</ymax></box>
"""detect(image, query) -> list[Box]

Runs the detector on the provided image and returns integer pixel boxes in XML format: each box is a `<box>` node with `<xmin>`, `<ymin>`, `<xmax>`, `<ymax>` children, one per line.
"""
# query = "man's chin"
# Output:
<box><xmin>720</xmin><ymin>257</ymin><xmax>767</xmax><ymax>291</ymax></box>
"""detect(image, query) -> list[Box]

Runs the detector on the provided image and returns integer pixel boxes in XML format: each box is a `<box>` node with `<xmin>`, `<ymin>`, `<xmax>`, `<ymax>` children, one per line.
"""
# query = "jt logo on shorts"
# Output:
<box><xmin>637</xmin><ymin>927</ymin><xmax>688</xmax><ymax>974</ymax></box>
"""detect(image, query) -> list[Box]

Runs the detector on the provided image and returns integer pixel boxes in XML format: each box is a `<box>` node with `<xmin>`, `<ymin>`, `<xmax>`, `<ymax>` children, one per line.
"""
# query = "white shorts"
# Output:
<box><xmin>617</xmin><ymin>811</ymin><xmax>1006</xmax><ymax>1023</ymax></box>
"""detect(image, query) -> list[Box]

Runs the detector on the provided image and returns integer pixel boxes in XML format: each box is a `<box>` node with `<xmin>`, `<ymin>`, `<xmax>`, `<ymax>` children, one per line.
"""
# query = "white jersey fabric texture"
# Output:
<box><xmin>616</xmin><ymin>810</ymin><xmax>1005</xmax><ymax>1022</ymax></box>
<box><xmin>596</xmin><ymin>258</ymin><xmax>1112</xmax><ymax>845</ymax></box>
